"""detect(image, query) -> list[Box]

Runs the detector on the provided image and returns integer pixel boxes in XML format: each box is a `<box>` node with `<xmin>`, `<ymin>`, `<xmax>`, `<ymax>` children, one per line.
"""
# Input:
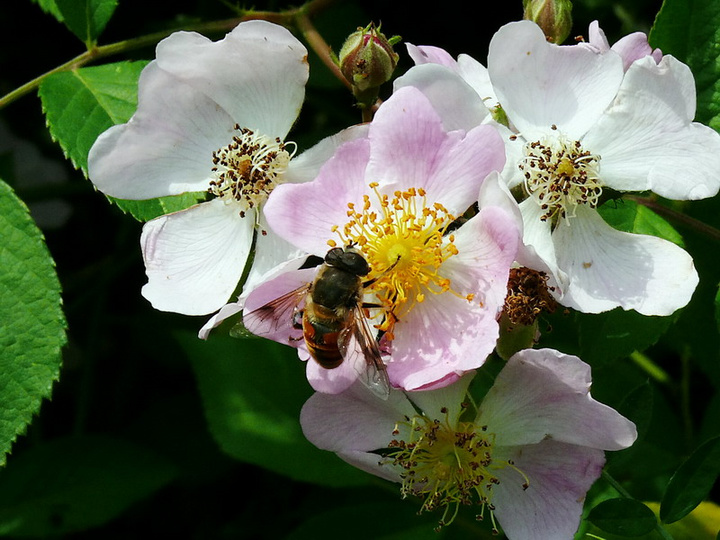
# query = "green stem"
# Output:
<box><xmin>0</xmin><ymin>0</ymin><xmax>336</xmax><ymax>110</ymax></box>
<box><xmin>601</xmin><ymin>470</ymin><xmax>675</xmax><ymax>540</ymax></box>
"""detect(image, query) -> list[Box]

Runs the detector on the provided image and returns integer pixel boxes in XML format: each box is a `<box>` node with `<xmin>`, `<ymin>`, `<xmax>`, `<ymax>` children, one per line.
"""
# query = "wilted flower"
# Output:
<box><xmin>301</xmin><ymin>348</ymin><xmax>638</xmax><ymax>539</ymax></box>
<box><xmin>243</xmin><ymin>86</ymin><xmax>520</xmax><ymax>393</ymax></box>
<box><xmin>88</xmin><ymin>21</ymin><xmax>311</xmax><ymax>315</ymax></box>
<box><xmin>398</xmin><ymin>20</ymin><xmax>720</xmax><ymax>315</ymax></box>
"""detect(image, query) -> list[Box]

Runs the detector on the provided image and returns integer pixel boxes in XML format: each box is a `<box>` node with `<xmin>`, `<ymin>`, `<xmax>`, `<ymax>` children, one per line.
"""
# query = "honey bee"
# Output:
<box><xmin>242</xmin><ymin>245</ymin><xmax>391</xmax><ymax>399</ymax></box>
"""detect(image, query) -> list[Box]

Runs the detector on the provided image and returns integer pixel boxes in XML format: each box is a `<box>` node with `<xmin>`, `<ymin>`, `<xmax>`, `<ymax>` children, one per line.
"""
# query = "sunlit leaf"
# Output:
<box><xmin>588</xmin><ymin>498</ymin><xmax>657</xmax><ymax>536</ymax></box>
<box><xmin>0</xmin><ymin>179</ymin><xmax>66</xmax><ymax>466</ymax></box>
<box><xmin>661</xmin><ymin>436</ymin><xmax>720</xmax><ymax>523</ymax></box>
<box><xmin>0</xmin><ymin>435</ymin><xmax>177</xmax><ymax>536</ymax></box>
<box><xmin>599</xmin><ymin>199</ymin><xmax>684</xmax><ymax>247</ymax></box>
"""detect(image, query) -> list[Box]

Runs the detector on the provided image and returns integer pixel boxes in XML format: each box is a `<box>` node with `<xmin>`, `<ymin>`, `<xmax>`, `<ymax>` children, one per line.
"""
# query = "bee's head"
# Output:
<box><xmin>325</xmin><ymin>246</ymin><xmax>370</xmax><ymax>276</ymax></box>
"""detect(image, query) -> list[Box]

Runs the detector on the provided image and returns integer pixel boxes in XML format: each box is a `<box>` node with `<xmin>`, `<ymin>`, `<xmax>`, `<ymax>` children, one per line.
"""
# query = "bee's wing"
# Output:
<box><xmin>338</xmin><ymin>307</ymin><xmax>391</xmax><ymax>400</ymax></box>
<box><xmin>241</xmin><ymin>270</ymin><xmax>314</xmax><ymax>346</ymax></box>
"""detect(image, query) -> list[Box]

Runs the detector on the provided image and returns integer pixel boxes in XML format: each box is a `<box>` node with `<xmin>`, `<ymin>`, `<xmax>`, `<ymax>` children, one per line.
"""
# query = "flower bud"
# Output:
<box><xmin>523</xmin><ymin>0</ymin><xmax>573</xmax><ymax>44</ymax></box>
<box><xmin>337</xmin><ymin>23</ymin><xmax>400</xmax><ymax>106</ymax></box>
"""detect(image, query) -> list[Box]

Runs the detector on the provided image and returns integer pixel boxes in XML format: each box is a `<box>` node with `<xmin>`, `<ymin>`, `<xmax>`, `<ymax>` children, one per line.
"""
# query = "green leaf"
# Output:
<box><xmin>577</xmin><ymin>308</ymin><xmax>674</xmax><ymax>366</ymax></box>
<box><xmin>182</xmin><ymin>332</ymin><xmax>371</xmax><ymax>487</ymax></box>
<box><xmin>0</xmin><ymin>179</ymin><xmax>66</xmax><ymax>466</ymax></box>
<box><xmin>55</xmin><ymin>0</ymin><xmax>118</xmax><ymax>44</ymax></box>
<box><xmin>715</xmin><ymin>284</ymin><xmax>720</xmax><ymax>334</ymax></box>
<box><xmin>599</xmin><ymin>199</ymin><xmax>684</xmax><ymax>247</ymax></box>
<box><xmin>661</xmin><ymin>435</ymin><xmax>720</xmax><ymax>523</ymax></box>
<box><xmin>39</xmin><ymin>61</ymin><xmax>147</xmax><ymax>175</ymax></box>
<box><xmin>649</xmin><ymin>0</ymin><xmax>720</xmax><ymax>129</ymax></box>
<box><xmin>39</xmin><ymin>62</ymin><xmax>206</xmax><ymax>222</ymax></box>
<box><xmin>0</xmin><ymin>435</ymin><xmax>177</xmax><ymax>536</ymax></box>
<box><xmin>587</xmin><ymin>498</ymin><xmax>657</xmax><ymax>536</ymax></box>
<box><xmin>107</xmin><ymin>192</ymin><xmax>209</xmax><ymax>222</ymax></box>
<box><xmin>286</xmin><ymin>501</ymin><xmax>443</xmax><ymax>540</ymax></box>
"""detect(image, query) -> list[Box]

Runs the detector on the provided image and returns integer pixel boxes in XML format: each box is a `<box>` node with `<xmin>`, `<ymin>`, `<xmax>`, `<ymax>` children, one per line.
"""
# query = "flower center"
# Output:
<box><xmin>208</xmin><ymin>125</ymin><xmax>296</xmax><ymax>218</ymax></box>
<box><xmin>384</xmin><ymin>407</ymin><xmax>529</xmax><ymax>531</ymax></box>
<box><xmin>329</xmin><ymin>183</ymin><xmax>471</xmax><ymax>335</ymax></box>
<box><xmin>519</xmin><ymin>126</ymin><xmax>602</xmax><ymax>225</ymax></box>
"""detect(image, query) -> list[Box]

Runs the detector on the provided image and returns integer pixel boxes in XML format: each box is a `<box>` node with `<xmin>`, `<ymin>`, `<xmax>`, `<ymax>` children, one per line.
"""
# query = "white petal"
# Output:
<box><xmin>456</xmin><ymin>53</ymin><xmax>499</xmax><ymax>108</ymax></box>
<box><xmin>155</xmin><ymin>20</ymin><xmax>308</xmax><ymax>139</ymax></box>
<box><xmin>586</xmin><ymin>55</ymin><xmax>720</xmax><ymax>199</ymax></box>
<box><xmin>88</xmin><ymin>62</ymin><xmax>234</xmax><ymax>199</ymax></box>
<box><xmin>140</xmin><ymin>198</ymin><xmax>254</xmax><ymax>315</ymax></box>
<box><xmin>393</xmin><ymin>63</ymin><xmax>492</xmax><ymax>131</ymax></box>
<box><xmin>488</xmin><ymin>20</ymin><xmax>624</xmax><ymax>140</ymax></box>
<box><xmin>492</xmin><ymin>440</ymin><xmax>606</xmax><ymax>540</ymax></box>
<box><xmin>554</xmin><ymin>206</ymin><xmax>698</xmax><ymax>315</ymax></box>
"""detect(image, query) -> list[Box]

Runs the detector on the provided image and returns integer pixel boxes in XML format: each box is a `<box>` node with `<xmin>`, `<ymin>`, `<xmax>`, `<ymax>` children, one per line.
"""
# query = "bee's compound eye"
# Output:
<box><xmin>339</xmin><ymin>251</ymin><xmax>370</xmax><ymax>276</ymax></box>
<box><xmin>324</xmin><ymin>247</ymin><xmax>345</xmax><ymax>266</ymax></box>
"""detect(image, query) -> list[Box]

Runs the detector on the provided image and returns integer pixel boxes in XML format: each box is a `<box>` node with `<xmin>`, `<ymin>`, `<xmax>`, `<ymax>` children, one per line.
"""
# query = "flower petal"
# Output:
<box><xmin>88</xmin><ymin>62</ymin><xmax>234</xmax><ymax>199</ymax></box>
<box><xmin>386</xmin><ymin>204</ymin><xmax>519</xmax><ymax>390</ymax></box>
<box><xmin>393</xmin><ymin>63</ymin><xmax>492</xmax><ymax>131</ymax></box>
<box><xmin>155</xmin><ymin>20</ymin><xmax>308</xmax><ymax>139</ymax></box>
<box><xmin>367</xmin><ymin>86</ymin><xmax>505</xmax><ymax>212</ymax></box>
<box><xmin>264</xmin><ymin>137</ymin><xmax>372</xmax><ymax>255</ymax></box>
<box><xmin>585</xmin><ymin>55</ymin><xmax>720</xmax><ymax>200</ymax></box>
<box><xmin>300</xmin><ymin>384</ymin><xmax>416</xmax><ymax>453</ymax></box>
<box><xmin>140</xmin><ymin>198</ymin><xmax>254</xmax><ymax>315</ymax></box>
<box><xmin>492</xmin><ymin>440</ymin><xmax>606</xmax><ymax>540</ymax></box>
<box><xmin>488</xmin><ymin>20</ymin><xmax>624</xmax><ymax>140</ymax></box>
<box><xmin>241</xmin><ymin>266</ymin><xmax>318</xmax><ymax>346</ymax></box>
<box><xmin>554</xmin><ymin>206</ymin><xmax>699</xmax><ymax>315</ymax></box>
<box><xmin>479</xmin><ymin>348</ymin><xmax>637</xmax><ymax>450</ymax></box>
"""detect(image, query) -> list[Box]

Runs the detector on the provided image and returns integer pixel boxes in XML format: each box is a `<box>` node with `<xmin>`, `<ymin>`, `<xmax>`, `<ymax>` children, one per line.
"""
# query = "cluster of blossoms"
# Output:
<box><xmin>87</xmin><ymin>16</ymin><xmax>720</xmax><ymax>539</ymax></box>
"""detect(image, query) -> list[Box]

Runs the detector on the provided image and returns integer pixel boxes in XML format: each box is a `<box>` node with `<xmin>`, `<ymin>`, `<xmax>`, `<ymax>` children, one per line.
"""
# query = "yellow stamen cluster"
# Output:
<box><xmin>208</xmin><ymin>125</ymin><xmax>295</xmax><ymax>219</ymax></box>
<box><xmin>519</xmin><ymin>126</ymin><xmax>602</xmax><ymax>226</ymax></box>
<box><xmin>330</xmin><ymin>183</ymin><xmax>470</xmax><ymax>333</ymax></box>
<box><xmin>385</xmin><ymin>406</ymin><xmax>529</xmax><ymax>531</ymax></box>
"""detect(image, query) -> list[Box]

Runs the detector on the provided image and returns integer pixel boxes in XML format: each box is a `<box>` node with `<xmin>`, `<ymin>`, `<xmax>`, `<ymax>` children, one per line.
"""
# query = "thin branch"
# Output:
<box><xmin>0</xmin><ymin>0</ymin><xmax>336</xmax><ymax>109</ymax></box>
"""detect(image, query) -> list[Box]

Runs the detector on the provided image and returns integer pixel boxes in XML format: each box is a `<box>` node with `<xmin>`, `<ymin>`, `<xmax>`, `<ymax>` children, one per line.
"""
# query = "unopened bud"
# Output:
<box><xmin>338</xmin><ymin>23</ymin><xmax>400</xmax><ymax>106</ymax></box>
<box><xmin>523</xmin><ymin>0</ymin><xmax>573</xmax><ymax>44</ymax></box>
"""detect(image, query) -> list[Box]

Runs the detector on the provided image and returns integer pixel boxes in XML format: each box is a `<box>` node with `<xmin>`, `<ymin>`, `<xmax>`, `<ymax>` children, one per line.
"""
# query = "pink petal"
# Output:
<box><xmin>140</xmin><ymin>199</ymin><xmax>254</xmax><ymax>315</ymax></box>
<box><xmin>386</xmin><ymin>204</ymin><xmax>519</xmax><ymax>391</ymax></box>
<box><xmin>264</xmin><ymin>137</ymin><xmax>372</xmax><ymax>255</ymax></box>
<box><xmin>300</xmin><ymin>384</ymin><xmax>416</xmax><ymax>453</ymax></box>
<box><xmin>479</xmin><ymin>348</ymin><xmax>638</xmax><ymax>450</ymax></box>
<box><xmin>492</xmin><ymin>439</ymin><xmax>606</xmax><ymax>540</ymax></box>
<box><xmin>366</xmin><ymin>86</ymin><xmax>505</xmax><ymax>213</ymax></box>
<box><xmin>405</xmin><ymin>44</ymin><xmax>458</xmax><ymax>68</ymax></box>
<box><xmin>241</xmin><ymin>266</ymin><xmax>318</xmax><ymax>347</ymax></box>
